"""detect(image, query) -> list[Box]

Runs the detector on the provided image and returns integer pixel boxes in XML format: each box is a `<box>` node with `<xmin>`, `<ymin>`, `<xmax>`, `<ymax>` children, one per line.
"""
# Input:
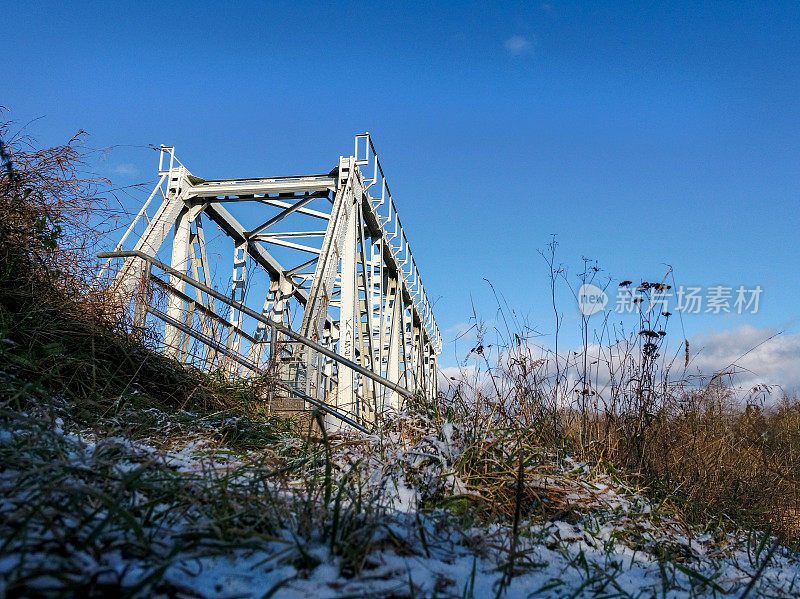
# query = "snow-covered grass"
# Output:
<box><xmin>1</xmin><ymin>396</ymin><xmax>798</xmax><ymax>598</ymax></box>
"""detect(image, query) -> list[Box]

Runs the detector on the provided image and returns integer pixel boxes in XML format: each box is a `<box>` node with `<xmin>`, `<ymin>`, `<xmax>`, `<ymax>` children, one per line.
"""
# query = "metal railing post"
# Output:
<box><xmin>133</xmin><ymin>260</ymin><xmax>152</xmax><ymax>334</ymax></box>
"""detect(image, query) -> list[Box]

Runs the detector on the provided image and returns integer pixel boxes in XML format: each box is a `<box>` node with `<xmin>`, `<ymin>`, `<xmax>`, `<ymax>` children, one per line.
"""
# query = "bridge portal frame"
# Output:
<box><xmin>101</xmin><ymin>134</ymin><xmax>440</xmax><ymax>429</ymax></box>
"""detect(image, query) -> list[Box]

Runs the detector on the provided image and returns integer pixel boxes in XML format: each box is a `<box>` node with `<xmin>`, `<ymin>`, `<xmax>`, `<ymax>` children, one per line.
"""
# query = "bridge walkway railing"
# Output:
<box><xmin>98</xmin><ymin>250</ymin><xmax>418</xmax><ymax>433</ymax></box>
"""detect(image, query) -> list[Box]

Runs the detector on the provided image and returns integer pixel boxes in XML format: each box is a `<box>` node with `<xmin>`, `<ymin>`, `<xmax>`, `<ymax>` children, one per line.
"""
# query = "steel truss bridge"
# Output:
<box><xmin>99</xmin><ymin>134</ymin><xmax>441</xmax><ymax>432</ymax></box>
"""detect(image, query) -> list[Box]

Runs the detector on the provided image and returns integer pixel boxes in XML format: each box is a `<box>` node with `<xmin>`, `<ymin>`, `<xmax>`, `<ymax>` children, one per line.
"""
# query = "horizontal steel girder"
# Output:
<box><xmin>184</xmin><ymin>176</ymin><xmax>336</xmax><ymax>198</ymax></box>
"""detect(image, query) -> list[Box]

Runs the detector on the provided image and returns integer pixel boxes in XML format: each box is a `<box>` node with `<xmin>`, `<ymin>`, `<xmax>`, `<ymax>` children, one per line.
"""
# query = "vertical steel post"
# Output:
<box><xmin>386</xmin><ymin>275</ymin><xmax>402</xmax><ymax>410</ymax></box>
<box><xmin>133</xmin><ymin>260</ymin><xmax>152</xmax><ymax>333</ymax></box>
<box><xmin>338</xmin><ymin>190</ymin><xmax>358</xmax><ymax>418</ymax></box>
<box><xmin>226</xmin><ymin>242</ymin><xmax>248</xmax><ymax>370</ymax></box>
<box><xmin>164</xmin><ymin>207</ymin><xmax>191</xmax><ymax>359</ymax></box>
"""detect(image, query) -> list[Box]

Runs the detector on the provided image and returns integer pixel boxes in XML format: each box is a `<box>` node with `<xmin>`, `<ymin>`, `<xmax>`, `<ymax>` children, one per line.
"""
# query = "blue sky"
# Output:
<box><xmin>4</xmin><ymin>1</ymin><xmax>800</xmax><ymax>386</ymax></box>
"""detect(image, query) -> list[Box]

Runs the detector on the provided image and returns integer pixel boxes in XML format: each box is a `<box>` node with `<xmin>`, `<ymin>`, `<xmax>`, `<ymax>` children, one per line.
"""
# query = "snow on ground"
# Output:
<box><xmin>1</xmin><ymin>408</ymin><xmax>798</xmax><ymax>598</ymax></box>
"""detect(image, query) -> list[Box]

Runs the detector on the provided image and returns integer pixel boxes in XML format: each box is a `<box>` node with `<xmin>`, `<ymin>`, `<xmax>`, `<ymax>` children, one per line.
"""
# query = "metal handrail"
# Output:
<box><xmin>147</xmin><ymin>302</ymin><xmax>370</xmax><ymax>433</ymax></box>
<box><xmin>352</xmin><ymin>133</ymin><xmax>442</xmax><ymax>353</ymax></box>
<box><xmin>99</xmin><ymin>250</ymin><xmax>415</xmax><ymax>400</ymax></box>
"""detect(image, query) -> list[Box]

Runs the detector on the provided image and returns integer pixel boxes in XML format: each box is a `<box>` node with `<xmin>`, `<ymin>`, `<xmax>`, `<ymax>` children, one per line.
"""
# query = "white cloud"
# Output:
<box><xmin>438</xmin><ymin>325</ymin><xmax>800</xmax><ymax>406</ymax></box>
<box><xmin>439</xmin><ymin>364</ymin><xmax>478</xmax><ymax>394</ymax></box>
<box><xmin>503</xmin><ymin>35</ymin><xmax>533</xmax><ymax>55</ymax></box>
<box><xmin>109</xmin><ymin>163</ymin><xmax>139</xmax><ymax>177</ymax></box>
<box><xmin>688</xmin><ymin>325</ymin><xmax>800</xmax><ymax>395</ymax></box>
